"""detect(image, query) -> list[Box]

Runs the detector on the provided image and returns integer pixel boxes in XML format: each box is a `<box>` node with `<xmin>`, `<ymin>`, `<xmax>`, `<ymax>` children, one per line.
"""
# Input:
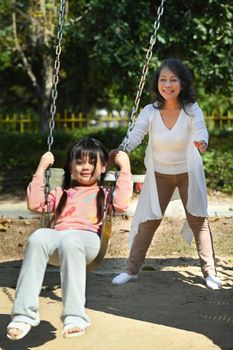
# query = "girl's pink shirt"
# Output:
<box><xmin>27</xmin><ymin>172</ymin><xmax>133</xmax><ymax>233</ymax></box>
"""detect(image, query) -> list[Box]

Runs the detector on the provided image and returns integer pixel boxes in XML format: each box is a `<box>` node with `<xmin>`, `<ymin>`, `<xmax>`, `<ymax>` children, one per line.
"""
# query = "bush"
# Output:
<box><xmin>0</xmin><ymin>129</ymin><xmax>232</xmax><ymax>194</ymax></box>
<box><xmin>203</xmin><ymin>131</ymin><xmax>233</xmax><ymax>193</ymax></box>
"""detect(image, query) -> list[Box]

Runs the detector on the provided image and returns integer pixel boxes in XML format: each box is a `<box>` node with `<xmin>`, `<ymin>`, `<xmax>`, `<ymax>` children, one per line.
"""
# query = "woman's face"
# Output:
<box><xmin>158</xmin><ymin>67</ymin><xmax>181</xmax><ymax>102</ymax></box>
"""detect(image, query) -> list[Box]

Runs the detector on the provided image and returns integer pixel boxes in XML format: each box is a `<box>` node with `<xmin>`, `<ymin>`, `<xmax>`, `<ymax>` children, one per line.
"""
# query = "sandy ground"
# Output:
<box><xmin>0</xmin><ymin>213</ymin><xmax>233</xmax><ymax>350</ymax></box>
<box><xmin>0</xmin><ymin>256</ymin><xmax>233</xmax><ymax>350</ymax></box>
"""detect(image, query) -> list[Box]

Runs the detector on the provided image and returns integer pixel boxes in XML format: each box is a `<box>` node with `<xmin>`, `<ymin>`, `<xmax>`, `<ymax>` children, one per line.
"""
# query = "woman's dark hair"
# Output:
<box><xmin>53</xmin><ymin>137</ymin><xmax>109</xmax><ymax>225</ymax></box>
<box><xmin>151</xmin><ymin>58</ymin><xmax>195</xmax><ymax>112</ymax></box>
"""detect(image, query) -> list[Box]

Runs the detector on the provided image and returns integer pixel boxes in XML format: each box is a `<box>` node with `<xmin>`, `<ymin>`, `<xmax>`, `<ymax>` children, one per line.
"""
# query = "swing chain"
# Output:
<box><xmin>120</xmin><ymin>0</ymin><xmax>166</xmax><ymax>151</ymax></box>
<box><xmin>44</xmin><ymin>0</ymin><xmax>66</xmax><ymax>207</ymax></box>
<box><xmin>47</xmin><ymin>0</ymin><xmax>66</xmax><ymax>153</ymax></box>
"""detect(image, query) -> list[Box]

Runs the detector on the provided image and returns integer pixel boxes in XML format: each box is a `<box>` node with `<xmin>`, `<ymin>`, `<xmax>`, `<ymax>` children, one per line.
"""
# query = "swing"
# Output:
<box><xmin>42</xmin><ymin>0</ymin><xmax>166</xmax><ymax>271</ymax></box>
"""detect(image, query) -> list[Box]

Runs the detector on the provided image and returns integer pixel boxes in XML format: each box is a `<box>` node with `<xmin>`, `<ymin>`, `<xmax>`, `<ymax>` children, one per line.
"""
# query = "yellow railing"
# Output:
<box><xmin>0</xmin><ymin>112</ymin><xmax>92</xmax><ymax>133</ymax></box>
<box><xmin>204</xmin><ymin>111</ymin><xmax>233</xmax><ymax>130</ymax></box>
<box><xmin>0</xmin><ymin>113</ymin><xmax>34</xmax><ymax>133</ymax></box>
<box><xmin>55</xmin><ymin>112</ymin><xmax>91</xmax><ymax>130</ymax></box>
<box><xmin>0</xmin><ymin>111</ymin><xmax>232</xmax><ymax>133</ymax></box>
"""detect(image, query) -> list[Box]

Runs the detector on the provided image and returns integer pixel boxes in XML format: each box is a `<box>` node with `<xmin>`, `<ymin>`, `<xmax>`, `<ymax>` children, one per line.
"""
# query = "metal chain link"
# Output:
<box><xmin>120</xmin><ymin>0</ymin><xmax>166</xmax><ymax>151</ymax></box>
<box><xmin>47</xmin><ymin>0</ymin><xmax>66</xmax><ymax>152</ymax></box>
<box><xmin>44</xmin><ymin>0</ymin><xmax>66</xmax><ymax>209</ymax></box>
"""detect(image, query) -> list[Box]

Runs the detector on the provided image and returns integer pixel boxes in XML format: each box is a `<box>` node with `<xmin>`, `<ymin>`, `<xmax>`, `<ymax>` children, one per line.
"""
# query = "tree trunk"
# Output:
<box><xmin>39</xmin><ymin>54</ymin><xmax>54</xmax><ymax>134</ymax></box>
<box><xmin>39</xmin><ymin>96</ymin><xmax>50</xmax><ymax>134</ymax></box>
<box><xmin>12</xmin><ymin>0</ymin><xmax>57</xmax><ymax>134</ymax></box>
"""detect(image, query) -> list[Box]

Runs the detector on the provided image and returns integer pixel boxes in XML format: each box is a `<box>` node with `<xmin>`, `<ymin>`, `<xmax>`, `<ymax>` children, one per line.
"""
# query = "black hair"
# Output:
<box><xmin>150</xmin><ymin>58</ymin><xmax>196</xmax><ymax>112</ymax></box>
<box><xmin>53</xmin><ymin>137</ymin><xmax>109</xmax><ymax>225</ymax></box>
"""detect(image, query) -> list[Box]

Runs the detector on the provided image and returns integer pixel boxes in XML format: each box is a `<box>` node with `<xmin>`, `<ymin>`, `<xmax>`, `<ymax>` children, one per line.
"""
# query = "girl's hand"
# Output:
<box><xmin>108</xmin><ymin>149</ymin><xmax>118</xmax><ymax>165</ymax></box>
<box><xmin>113</xmin><ymin>150</ymin><xmax>131</xmax><ymax>173</ymax></box>
<box><xmin>194</xmin><ymin>140</ymin><xmax>208</xmax><ymax>154</ymax></box>
<box><xmin>35</xmin><ymin>151</ymin><xmax>55</xmax><ymax>175</ymax></box>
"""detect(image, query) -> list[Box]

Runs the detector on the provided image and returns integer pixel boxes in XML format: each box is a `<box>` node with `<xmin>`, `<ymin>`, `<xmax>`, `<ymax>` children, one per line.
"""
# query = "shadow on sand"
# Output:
<box><xmin>0</xmin><ymin>257</ymin><xmax>232</xmax><ymax>350</ymax></box>
<box><xmin>86</xmin><ymin>257</ymin><xmax>233</xmax><ymax>350</ymax></box>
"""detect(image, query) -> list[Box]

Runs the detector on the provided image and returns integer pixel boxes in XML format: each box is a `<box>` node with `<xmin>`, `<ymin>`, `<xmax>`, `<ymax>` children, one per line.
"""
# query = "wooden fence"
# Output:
<box><xmin>0</xmin><ymin>111</ymin><xmax>232</xmax><ymax>133</ymax></box>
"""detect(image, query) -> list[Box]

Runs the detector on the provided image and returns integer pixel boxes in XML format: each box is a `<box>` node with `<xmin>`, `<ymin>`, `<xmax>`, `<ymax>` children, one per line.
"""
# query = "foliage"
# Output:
<box><xmin>0</xmin><ymin>0</ymin><xmax>60</xmax><ymax>131</ymax></box>
<box><xmin>203</xmin><ymin>132</ymin><xmax>233</xmax><ymax>193</ymax></box>
<box><xmin>0</xmin><ymin>129</ymin><xmax>232</xmax><ymax>194</ymax></box>
<box><xmin>0</xmin><ymin>1</ymin><xmax>233</xmax><ymax>123</ymax></box>
<box><xmin>154</xmin><ymin>0</ymin><xmax>233</xmax><ymax>114</ymax></box>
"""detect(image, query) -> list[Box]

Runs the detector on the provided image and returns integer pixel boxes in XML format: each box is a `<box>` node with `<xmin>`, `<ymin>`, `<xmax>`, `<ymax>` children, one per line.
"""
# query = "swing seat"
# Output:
<box><xmin>86</xmin><ymin>213</ymin><xmax>112</xmax><ymax>272</ymax></box>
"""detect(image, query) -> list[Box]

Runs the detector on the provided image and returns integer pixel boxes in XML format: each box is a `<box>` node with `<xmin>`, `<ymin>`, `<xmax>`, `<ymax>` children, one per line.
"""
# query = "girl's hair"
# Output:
<box><xmin>150</xmin><ymin>58</ymin><xmax>196</xmax><ymax>112</ymax></box>
<box><xmin>53</xmin><ymin>137</ymin><xmax>109</xmax><ymax>225</ymax></box>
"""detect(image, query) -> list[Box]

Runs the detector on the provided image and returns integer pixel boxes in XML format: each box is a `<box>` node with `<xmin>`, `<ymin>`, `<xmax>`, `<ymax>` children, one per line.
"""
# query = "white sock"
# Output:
<box><xmin>112</xmin><ymin>272</ymin><xmax>138</xmax><ymax>285</ymax></box>
<box><xmin>205</xmin><ymin>275</ymin><xmax>222</xmax><ymax>290</ymax></box>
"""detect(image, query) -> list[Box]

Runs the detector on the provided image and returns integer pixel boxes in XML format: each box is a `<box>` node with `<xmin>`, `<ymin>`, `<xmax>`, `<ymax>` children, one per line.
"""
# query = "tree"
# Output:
<box><xmin>59</xmin><ymin>0</ymin><xmax>233</xmax><ymax>114</ymax></box>
<box><xmin>152</xmin><ymin>0</ymin><xmax>233</xmax><ymax>113</ymax></box>
<box><xmin>0</xmin><ymin>0</ymin><xmax>61</xmax><ymax>132</ymax></box>
<box><xmin>13</xmin><ymin>0</ymin><xmax>59</xmax><ymax>132</ymax></box>
<box><xmin>0</xmin><ymin>0</ymin><xmax>232</xmax><ymax>127</ymax></box>
<box><xmin>60</xmin><ymin>0</ymin><xmax>159</xmax><ymax>113</ymax></box>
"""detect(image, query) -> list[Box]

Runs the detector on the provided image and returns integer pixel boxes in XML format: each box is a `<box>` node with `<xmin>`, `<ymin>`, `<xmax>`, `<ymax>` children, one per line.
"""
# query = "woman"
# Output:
<box><xmin>112</xmin><ymin>58</ymin><xmax>221</xmax><ymax>290</ymax></box>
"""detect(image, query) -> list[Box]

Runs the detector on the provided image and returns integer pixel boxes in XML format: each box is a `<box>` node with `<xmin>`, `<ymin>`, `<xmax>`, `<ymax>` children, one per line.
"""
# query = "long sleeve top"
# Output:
<box><xmin>124</xmin><ymin>102</ymin><xmax>209</xmax><ymax>247</ymax></box>
<box><xmin>27</xmin><ymin>171</ymin><xmax>133</xmax><ymax>234</ymax></box>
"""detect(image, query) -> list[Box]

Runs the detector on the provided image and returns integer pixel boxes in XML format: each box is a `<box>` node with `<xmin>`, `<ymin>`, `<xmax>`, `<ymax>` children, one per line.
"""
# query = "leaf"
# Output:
<box><xmin>0</xmin><ymin>221</ymin><xmax>8</xmax><ymax>231</ymax></box>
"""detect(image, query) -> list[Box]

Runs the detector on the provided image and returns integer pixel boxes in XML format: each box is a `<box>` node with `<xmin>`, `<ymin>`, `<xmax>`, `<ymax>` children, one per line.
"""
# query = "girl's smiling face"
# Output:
<box><xmin>71</xmin><ymin>153</ymin><xmax>106</xmax><ymax>186</ymax></box>
<box><xmin>158</xmin><ymin>67</ymin><xmax>182</xmax><ymax>102</ymax></box>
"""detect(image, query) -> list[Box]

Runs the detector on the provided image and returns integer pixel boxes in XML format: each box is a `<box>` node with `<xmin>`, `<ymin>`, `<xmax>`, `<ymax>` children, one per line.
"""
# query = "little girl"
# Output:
<box><xmin>7</xmin><ymin>137</ymin><xmax>133</xmax><ymax>340</ymax></box>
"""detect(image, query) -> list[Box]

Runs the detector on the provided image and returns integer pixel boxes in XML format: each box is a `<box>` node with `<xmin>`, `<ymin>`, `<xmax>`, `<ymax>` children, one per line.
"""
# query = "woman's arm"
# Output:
<box><xmin>121</xmin><ymin>105</ymin><xmax>152</xmax><ymax>152</ymax></box>
<box><xmin>189</xmin><ymin>102</ymin><xmax>209</xmax><ymax>153</ymax></box>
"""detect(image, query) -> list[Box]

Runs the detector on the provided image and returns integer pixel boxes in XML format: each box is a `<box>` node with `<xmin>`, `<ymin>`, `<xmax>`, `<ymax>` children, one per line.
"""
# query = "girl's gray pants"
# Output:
<box><xmin>11</xmin><ymin>228</ymin><xmax>100</xmax><ymax>328</ymax></box>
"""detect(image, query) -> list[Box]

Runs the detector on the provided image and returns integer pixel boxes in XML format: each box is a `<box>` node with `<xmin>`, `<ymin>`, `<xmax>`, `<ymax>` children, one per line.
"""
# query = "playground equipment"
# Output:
<box><xmin>42</xmin><ymin>0</ymin><xmax>166</xmax><ymax>271</ymax></box>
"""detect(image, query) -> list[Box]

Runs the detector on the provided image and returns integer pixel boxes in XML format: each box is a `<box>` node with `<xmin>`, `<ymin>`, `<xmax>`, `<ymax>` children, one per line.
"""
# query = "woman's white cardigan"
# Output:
<box><xmin>124</xmin><ymin>102</ymin><xmax>209</xmax><ymax>248</ymax></box>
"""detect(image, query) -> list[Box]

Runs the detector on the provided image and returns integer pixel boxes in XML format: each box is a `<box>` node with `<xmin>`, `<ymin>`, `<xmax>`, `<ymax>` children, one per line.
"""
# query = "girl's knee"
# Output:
<box><xmin>28</xmin><ymin>228</ymin><xmax>49</xmax><ymax>246</ymax></box>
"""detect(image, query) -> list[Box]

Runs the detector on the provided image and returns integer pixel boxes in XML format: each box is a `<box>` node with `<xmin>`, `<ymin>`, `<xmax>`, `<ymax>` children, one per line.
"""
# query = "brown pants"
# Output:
<box><xmin>127</xmin><ymin>172</ymin><xmax>216</xmax><ymax>278</ymax></box>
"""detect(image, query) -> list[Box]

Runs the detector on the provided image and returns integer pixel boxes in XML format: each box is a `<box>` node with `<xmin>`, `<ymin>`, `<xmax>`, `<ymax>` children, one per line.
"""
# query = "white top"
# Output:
<box><xmin>124</xmin><ymin>102</ymin><xmax>209</xmax><ymax>247</ymax></box>
<box><xmin>151</xmin><ymin>109</ymin><xmax>189</xmax><ymax>174</ymax></box>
